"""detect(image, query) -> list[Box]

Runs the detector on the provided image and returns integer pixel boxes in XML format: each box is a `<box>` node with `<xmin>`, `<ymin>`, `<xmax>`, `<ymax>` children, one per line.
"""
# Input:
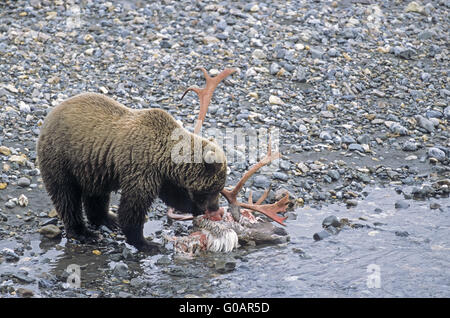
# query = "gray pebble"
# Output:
<box><xmin>279</xmin><ymin>160</ymin><xmax>291</xmax><ymax>170</ymax></box>
<box><xmin>1</xmin><ymin>248</ymin><xmax>20</xmax><ymax>262</ymax></box>
<box><xmin>389</xmin><ymin>123</ymin><xmax>409</xmax><ymax>135</ymax></box>
<box><xmin>253</xmin><ymin>175</ymin><xmax>271</xmax><ymax>188</ymax></box>
<box><xmin>402</xmin><ymin>140</ymin><xmax>418</xmax><ymax>152</ymax></box>
<box><xmin>160</xmin><ymin>40</ymin><xmax>171</xmax><ymax>49</ymax></box>
<box><xmin>415</xmin><ymin>115</ymin><xmax>435</xmax><ymax>133</ymax></box>
<box><xmin>310</xmin><ymin>47</ymin><xmax>324</xmax><ymax>59</ymax></box>
<box><xmin>430</xmin><ymin>203</ymin><xmax>441</xmax><ymax>210</ymax></box>
<box><xmin>5</xmin><ymin>200</ymin><xmax>16</xmax><ymax>209</ymax></box>
<box><xmin>428</xmin><ymin>147</ymin><xmax>446</xmax><ymax>161</ymax></box>
<box><xmin>327</xmin><ymin>48</ymin><xmax>339</xmax><ymax>57</ymax></box>
<box><xmin>0</xmin><ymin>212</ymin><xmax>7</xmax><ymax>221</ymax></box>
<box><xmin>327</xmin><ymin>170</ymin><xmax>340</xmax><ymax>181</ymax></box>
<box><xmin>426</xmin><ymin>110</ymin><xmax>442</xmax><ymax>119</ymax></box>
<box><xmin>298</xmin><ymin>124</ymin><xmax>308</xmax><ymax>134</ymax></box>
<box><xmin>313</xmin><ymin>230</ymin><xmax>331</xmax><ymax>241</ymax></box>
<box><xmin>122</xmin><ymin>247</ymin><xmax>134</xmax><ymax>260</ymax></box>
<box><xmin>16</xmin><ymin>287</ymin><xmax>34</xmax><ymax>298</ymax></box>
<box><xmin>17</xmin><ymin>177</ymin><xmax>31</xmax><ymax>188</ymax></box>
<box><xmin>130</xmin><ymin>277</ymin><xmax>146</xmax><ymax>288</ymax></box>
<box><xmin>322</xmin><ymin>215</ymin><xmax>340</xmax><ymax>228</ymax></box>
<box><xmin>269</xmin><ymin>62</ymin><xmax>281</xmax><ymax>75</ymax></box>
<box><xmin>421</xmin><ymin>72</ymin><xmax>431</xmax><ymax>82</ymax></box>
<box><xmin>112</xmin><ymin>262</ymin><xmax>129</xmax><ymax>278</ymax></box>
<box><xmin>444</xmin><ymin>106</ymin><xmax>450</xmax><ymax>120</ymax></box>
<box><xmin>392</xmin><ymin>46</ymin><xmax>416</xmax><ymax>59</ymax></box>
<box><xmin>342</xmin><ymin>135</ymin><xmax>356</xmax><ymax>144</ymax></box>
<box><xmin>294</xmin><ymin>66</ymin><xmax>307</xmax><ymax>83</ymax></box>
<box><xmin>320</xmin><ymin>131</ymin><xmax>332</xmax><ymax>141</ymax></box>
<box><xmin>394</xmin><ymin>200</ymin><xmax>410</xmax><ymax>209</ymax></box>
<box><xmin>273</xmin><ymin>172</ymin><xmax>288</xmax><ymax>181</ymax></box>
<box><xmin>13</xmin><ymin>272</ymin><xmax>36</xmax><ymax>284</ymax></box>
<box><xmin>217</xmin><ymin>20</ymin><xmax>228</xmax><ymax>31</ymax></box>
<box><xmin>19</xmin><ymin>103</ymin><xmax>31</xmax><ymax>113</ymax></box>
<box><xmin>156</xmin><ymin>256</ymin><xmax>171</xmax><ymax>266</ymax></box>
<box><xmin>118</xmin><ymin>291</ymin><xmax>133</xmax><ymax>298</ymax></box>
<box><xmin>348</xmin><ymin>143</ymin><xmax>364</xmax><ymax>152</ymax></box>
<box><xmin>215</xmin><ymin>259</ymin><xmax>236</xmax><ymax>273</ymax></box>
<box><xmin>411</xmin><ymin>185</ymin><xmax>434</xmax><ymax>199</ymax></box>
<box><xmin>395</xmin><ymin>231</ymin><xmax>409</xmax><ymax>237</ymax></box>
<box><xmin>418</xmin><ymin>29</ymin><xmax>436</xmax><ymax>40</ymax></box>
<box><xmin>357</xmin><ymin>134</ymin><xmax>370</xmax><ymax>145</ymax></box>
<box><xmin>324</xmin><ymin>175</ymin><xmax>332</xmax><ymax>183</ymax></box>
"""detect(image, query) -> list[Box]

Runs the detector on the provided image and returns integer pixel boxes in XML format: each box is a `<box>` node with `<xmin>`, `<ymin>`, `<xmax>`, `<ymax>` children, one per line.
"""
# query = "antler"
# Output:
<box><xmin>221</xmin><ymin>141</ymin><xmax>289</xmax><ymax>226</ymax></box>
<box><xmin>171</xmin><ymin>66</ymin><xmax>289</xmax><ymax>227</ymax></box>
<box><xmin>181</xmin><ymin>67</ymin><xmax>236</xmax><ymax>134</ymax></box>
<box><xmin>167</xmin><ymin>208</ymin><xmax>193</xmax><ymax>221</ymax></box>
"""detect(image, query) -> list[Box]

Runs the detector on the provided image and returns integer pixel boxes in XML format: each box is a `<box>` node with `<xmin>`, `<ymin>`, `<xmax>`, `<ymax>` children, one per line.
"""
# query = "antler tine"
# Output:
<box><xmin>221</xmin><ymin>155</ymin><xmax>277</xmax><ymax>203</ymax></box>
<box><xmin>238</xmin><ymin>194</ymin><xmax>289</xmax><ymax>226</ymax></box>
<box><xmin>247</xmin><ymin>186</ymin><xmax>271</xmax><ymax>205</ymax></box>
<box><xmin>255</xmin><ymin>186</ymin><xmax>271</xmax><ymax>205</ymax></box>
<box><xmin>248</xmin><ymin>190</ymin><xmax>253</xmax><ymax>204</ymax></box>
<box><xmin>221</xmin><ymin>135</ymin><xmax>281</xmax><ymax>203</ymax></box>
<box><xmin>197</xmin><ymin>66</ymin><xmax>211</xmax><ymax>81</ymax></box>
<box><xmin>180</xmin><ymin>86</ymin><xmax>201</xmax><ymax>101</ymax></box>
<box><xmin>221</xmin><ymin>137</ymin><xmax>287</xmax><ymax>225</ymax></box>
<box><xmin>181</xmin><ymin>67</ymin><xmax>237</xmax><ymax>134</ymax></box>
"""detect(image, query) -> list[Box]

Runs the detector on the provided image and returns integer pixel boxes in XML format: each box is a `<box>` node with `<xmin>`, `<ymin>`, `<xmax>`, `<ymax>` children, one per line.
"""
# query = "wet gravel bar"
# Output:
<box><xmin>0</xmin><ymin>0</ymin><xmax>449</xmax><ymax>298</ymax></box>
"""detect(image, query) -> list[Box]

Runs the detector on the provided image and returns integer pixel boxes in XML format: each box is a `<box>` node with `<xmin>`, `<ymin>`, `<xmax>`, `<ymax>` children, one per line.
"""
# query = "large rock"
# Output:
<box><xmin>38</xmin><ymin>224</ymin><xmax>62</xmax><ymax>239</ymax></box>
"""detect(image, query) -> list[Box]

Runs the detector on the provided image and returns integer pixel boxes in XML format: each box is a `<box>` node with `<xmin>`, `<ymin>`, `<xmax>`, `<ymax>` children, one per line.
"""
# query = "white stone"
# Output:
<box><xmin>269</xmin><ymin>95</ymin><xmax>284</xmax><ymax>105</ymax></box>
<box><xmin>252</xmin><ymin>49</ymin><xmax>266</xmax><ymax>59</ymax></box>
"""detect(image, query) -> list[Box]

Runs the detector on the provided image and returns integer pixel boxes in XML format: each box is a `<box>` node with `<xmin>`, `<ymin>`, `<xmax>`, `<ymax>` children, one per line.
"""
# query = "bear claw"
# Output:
<box><xmin>134</xmin><ymin>240</ymin><xmax>163</xmax><ymax>255</ymax></box>
<box><xmin>66</xmin><ymin>228</ymin><xmax>99</xmax><ymax>243</ymax></box>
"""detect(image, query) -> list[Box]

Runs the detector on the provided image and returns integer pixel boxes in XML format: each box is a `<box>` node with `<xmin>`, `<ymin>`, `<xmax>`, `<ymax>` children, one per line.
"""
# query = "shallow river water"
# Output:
<box><xmin>1</xmin><ymin>185</ymin><xmax>448</xmax><ymax>297</ymax></box>
<box><xmin>140</xmin><ymin>185</ymin><xmax>449</xmax><ymax>298</ymax></box>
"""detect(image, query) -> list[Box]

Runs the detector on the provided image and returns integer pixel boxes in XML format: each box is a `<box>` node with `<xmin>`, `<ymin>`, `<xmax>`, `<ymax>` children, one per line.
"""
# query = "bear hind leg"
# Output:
<box><xmin>47</xmin><ymin>181</ymin><xmax>97</xmax><ymax>242</ymax></box>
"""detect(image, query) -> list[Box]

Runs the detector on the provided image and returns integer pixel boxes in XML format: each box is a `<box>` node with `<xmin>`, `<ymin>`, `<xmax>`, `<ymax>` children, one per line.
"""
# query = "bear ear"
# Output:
<box><xmin>204</xmin><ymin>150</ymin><xmax>217</xmax><ymax>164</ymax></box>
<box><xmin>203</xmin><ymin>150</ymin><xmax>223</xmax><ymax>174</ymax></box>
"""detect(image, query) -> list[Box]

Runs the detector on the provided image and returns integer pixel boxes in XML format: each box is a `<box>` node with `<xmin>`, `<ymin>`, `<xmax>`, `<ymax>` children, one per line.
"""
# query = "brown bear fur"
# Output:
<box><xmin>36</xmin><ymin>92</ymin><xmax>227</xmax><ymax>253</ymax></box>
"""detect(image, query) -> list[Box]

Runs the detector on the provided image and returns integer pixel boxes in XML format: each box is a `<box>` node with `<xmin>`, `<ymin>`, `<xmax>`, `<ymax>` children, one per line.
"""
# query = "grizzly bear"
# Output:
<box><xmin>37</xmin><ymin>92</ymin><xmax>227</xmax><ymax>253</ymax></box>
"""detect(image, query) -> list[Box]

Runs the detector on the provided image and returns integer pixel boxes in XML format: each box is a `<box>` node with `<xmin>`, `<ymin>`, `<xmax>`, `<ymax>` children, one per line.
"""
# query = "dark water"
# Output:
<box><xmin>1</xmin><ymin>186</ymin><xmax>448</xmax><ymax>297</ymax></box>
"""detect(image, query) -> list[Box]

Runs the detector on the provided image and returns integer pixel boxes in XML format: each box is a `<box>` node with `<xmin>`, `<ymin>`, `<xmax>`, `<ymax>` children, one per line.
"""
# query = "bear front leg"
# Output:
<box><xmin>117</xmin><ymin>192</ymin><xmax>161</xmax><ymax>254</ymax></box>
<box><xmin>83</xmin><ymin>193</ymin><xmax>118</xmax><ymax>230</ymax></box>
